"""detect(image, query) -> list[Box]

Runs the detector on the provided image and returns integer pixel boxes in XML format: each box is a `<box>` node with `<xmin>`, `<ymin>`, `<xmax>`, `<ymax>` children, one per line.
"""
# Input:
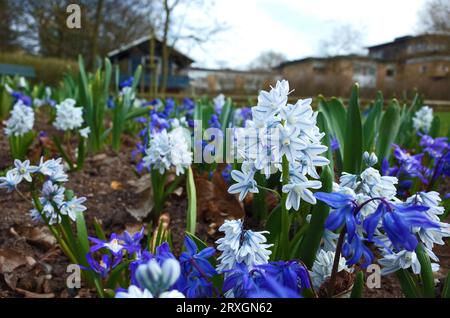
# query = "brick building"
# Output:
<box><xmin>277</xmin><ymin>34</ymin><xmax>450</xmax><ymax>99</ymax></box>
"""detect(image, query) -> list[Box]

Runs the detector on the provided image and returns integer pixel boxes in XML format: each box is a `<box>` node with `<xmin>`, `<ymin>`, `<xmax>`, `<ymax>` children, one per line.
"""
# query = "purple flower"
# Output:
<box><xmin>119</xmin><ymin>228</ymin><xmax>144</xmax><ymax>255</ymax></box>
<box><xmin>331</xmin><ymin>137</ymin><xmax>340</xmax><ymax>152</ymax></box>
<box><xmin>119</xmin><ymin>77</ymin><xmax>134</xmax><ymax>90</ymax></box>
<box><xmin>208</xmin><ymin>114</ymin><xmax>221</xmax><ymax>129</ymax></box>
<box><xmin>84</xmin><ymin>253</ymin><xmax>121</xmax><ymax>278</ymax></box>
<box><xmin>419</xmin><ymin>134</ymin><xmax>448</xmax><ymax>158</ymax></box>
<box><xmin>221</xmin><ymin>164</ymin><xmax>232</xmax><ymax>183</ymax></box>
<box><xmin>12</xmin><ymin>92</ymin><xmax>32</xmax><ymax>106</ymax></box>
<box><xmin>88</xmin><ymin>233</ymin><xmax>125</xmax><ymax>257</ymax></box>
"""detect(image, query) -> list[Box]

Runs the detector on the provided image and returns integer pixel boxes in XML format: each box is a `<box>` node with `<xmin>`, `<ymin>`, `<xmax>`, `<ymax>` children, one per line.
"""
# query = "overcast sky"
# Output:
<box><xmin>178</xmin><ymin>0</ymin><xmax>427</xmax><ymax>69</ymax></box>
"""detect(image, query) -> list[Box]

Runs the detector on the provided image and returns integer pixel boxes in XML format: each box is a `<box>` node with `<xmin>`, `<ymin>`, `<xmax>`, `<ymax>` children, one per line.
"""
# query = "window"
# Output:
<box><xmin>386</xmin><ymin>68</ymin><xmax>395</xmax><ymax>77</ymax></box>
<box><xmin>312</xmin><ymin>62</ymin><xmax>326</xmax><ymax>74</ymax></box>
<box><xmin>419</xmin><ymin>65</ymin><xmax>427</xmax><ymax>74</ymax></box>
<box><xmin>142</xmin><ymin>56</ymin><xmax>161</xmax><ymax>75</ymax></box>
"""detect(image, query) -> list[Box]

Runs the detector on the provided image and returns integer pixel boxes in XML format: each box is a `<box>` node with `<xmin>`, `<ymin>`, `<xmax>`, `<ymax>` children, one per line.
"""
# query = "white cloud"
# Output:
<box><xmin>177</xmin><ymin>0</ymin><xmax>426</xmax><ymax>68</ymax></box>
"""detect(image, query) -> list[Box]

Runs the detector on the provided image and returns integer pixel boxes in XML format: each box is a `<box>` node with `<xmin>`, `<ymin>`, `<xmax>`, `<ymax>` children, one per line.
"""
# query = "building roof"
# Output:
<box><xmin>107</xmin><ymin>35</ymin><xmax>194</xmax><ymax>64</ymax></box>
<box><xmin>276</xmin><ymin>54</ymin><xmax>375</xmax><ymax>69</ymax></box>
<box><xmin>188</xmin><ymin>66</ymin><xmax>273</xmax><ymax>75</ymax></box>
<box><xmin>366</xmin><ymin>33</ymin><xmax>450</xmax><ymax>50</ymax></box>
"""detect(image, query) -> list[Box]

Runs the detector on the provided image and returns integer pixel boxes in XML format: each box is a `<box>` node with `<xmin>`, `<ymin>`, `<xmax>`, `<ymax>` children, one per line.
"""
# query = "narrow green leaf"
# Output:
<box><xmin>297</xmin><ymin>166</ymin><xmax>333</xmax><ymax>268</ymax></box>
<box><xmin>344</xmin><ymin>84</ymin><xmax>363</xmax><ymax>173</ymax></box>
<box><xmin>186</xmin><ymin>167</ymin><xmax>197</xmax><ymax>234</ymax></box>
<box><xmin>396</xmin><ymin>269</ymin><xmax>421</xmax><ymax>298</ymax></box>
<box><xmin>318</xmin><ymin>96</ymin><xmax>346</xmax><ymax>158</ymax></box>
<box><xmin>76</xmin><ymin>211</ymin><xmax>90</xmax><ymax>255</ymax></box>
<box><xmin>429</xmin><ymin>116</ymin><xmax>440</xmax><ymax>138</ymax></box>
<box><xmin>266</xmin><ymin>204</ymin><xmax>281</xmax><ymax>260</ymax></box>
<box><xmin>416</xmin><ymin>244</ymin><xmax>435</xmax><ymax>297</ymax></box>
<box><xmin>350</xmin><ymin>271</ymin><xmax>364</xmax><ymax>298</ymax></box>
<box><xmin>442</xmin><ymin>272</ymin><xmax>450</xmax><ymax>298</ymax></box>
<box><xmin>363</xmin><ymin>91</ymin><xmax>383</xmax><ymax>150</ymax></box>
<box><xmin>376</xmin><ymin>100</ymin><xmax>401</xmax><ymax>162</ymax></box>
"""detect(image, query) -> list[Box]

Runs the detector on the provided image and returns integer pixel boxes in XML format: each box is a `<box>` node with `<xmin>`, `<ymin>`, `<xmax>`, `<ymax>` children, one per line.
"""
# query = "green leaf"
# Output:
<box><xmin>106</xmin><ymin>261</ymin><xmax>130</xmax><ymax>289</ymax></box>
<box><xmin>76</xmin><ymin>211</ymin><xmax>90</xmax><ymax>255</ymax></box>
<box><xmin>396</xmin><ymin>269</ymin><xmax>421</xmax><ymax>298</ymax></box>
<box><xmin>186</xmin><ymin>167</ymin><xmax>197</xmax><ymax>234</ymax></box>
<box><xmin>343</xmin><ymin>84</ymin><xmax>363</xmax><ymax>174</ymax></box>
<box><xmin>318</xmin><ymin>96</ymin><xmax>346</xmax><ymax>158</ymax></box>
<box><xmin>376</xmin><ymin>100</ymin><xmax>401</xmax><ymax>162</ymax></box>
<box><xmin>266</xmin><ymin>204</ymin><xmax>282</xmax><ymax>260</ymax></box>
<box><xmin>350</xmin><ymin>271</ymin><xmax>364</xmax><ymax>298</ymax></box>
<box><xmin>93</xmin><ymin>218</ymin><xmax>107</xmax><ymax>241</ymax></box>
<box><xmin>316</xmin><ymin>112</ymin><xmax>333</xmax><ymax>171</ymax></box>
<box><xmin>297</xmin><ymin>166</ymin><xmax>333</xmax><ymax>268</ymax></box>
<box><xmin>429</xmin><ymin>116</ymin><xmax>440</xmax><ymax>138</ymax></box>
<box><xmin>416</xmin><ymin>244</ymin><xmax>435</xmax><ymax>297</ymax></box>
<box><xmin>442</xmin><ymin>272</ymin><xmax>450</xmax><ymax>298</ymax></box>
<box><xmin>363</xmin><ymin>91</ymin><xmax>383</xmax><ymax>151</ymax></box>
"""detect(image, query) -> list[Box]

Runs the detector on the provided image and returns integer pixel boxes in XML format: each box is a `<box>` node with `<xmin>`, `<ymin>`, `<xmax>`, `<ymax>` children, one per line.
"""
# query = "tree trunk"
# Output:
<box><xmin>91</xmin><ymin>0</ymin><xmax>105</xmax><ymax>69</ymax></box>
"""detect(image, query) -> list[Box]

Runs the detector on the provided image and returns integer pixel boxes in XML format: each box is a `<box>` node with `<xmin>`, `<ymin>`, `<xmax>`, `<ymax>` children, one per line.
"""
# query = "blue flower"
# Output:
<box><xmin>257</xmin><ymin>261</ymin><xmax>311</xmax><ymax>292</ymax></box>
<box><xmin>342</xmin><ymin>233</ymin><xmax>374</xmax><ymax>267</ymax></box>
<box><xmin>247</xmin><ymin>276</ymin><xmax>302</xmax><ymax>298</ymax></box>
<box><xmin>179</xmin><ymin>236</ymin><xmax>216</xmax><ymax>278</ymax></box>
<box><xmin>228</xmin><ymin>169</ymin><xmax>259</xmax><ymax>201</ymax></box>
<box><xmin>364</xmin><ymin>202</ymin><xmax>439</xmax><ymax>251</ymax></box>
<box><xmin>0</xmin><ymin>170</ymin><xmax>22</xmax><ymax>192</ymax></box>
<box><xmin>222</xmin><ymin>263</ymin><xmax>262</xmax><ymax>297</ymax></box>
<box><xmin>221</xmin><ymin>164</ymin><xmax>232</xmax><ymax>183</ymax></box>
<box><xmin>315</xmin><ymin>192</ymin><xmax>358</xmax><ymax>241</ymax></box>
<box><xmin>331</xmin><ymin>137</ymin><xmax>340</xmax><ymax>152</ymax></box>
<box><xmin>208</xmin><ymin>114</ymin><xmax>221</xmax><ymax>129</ymax></box>
<box><xmin>119</xmin><ymin>77</ymin><xmax>134</xmax><ymax>90</ymax></box>
<box><xmin>11</xmin><ymin>91</ymin><xmax>32</xmax><ymax>106</ymax></box>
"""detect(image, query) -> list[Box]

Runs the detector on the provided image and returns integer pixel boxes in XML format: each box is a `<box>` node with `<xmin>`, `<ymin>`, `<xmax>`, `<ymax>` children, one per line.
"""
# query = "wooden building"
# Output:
<box><xmin>108</xmin><ymin>36</ymin><xmax>193</xmax><ymax>92</ymax></box>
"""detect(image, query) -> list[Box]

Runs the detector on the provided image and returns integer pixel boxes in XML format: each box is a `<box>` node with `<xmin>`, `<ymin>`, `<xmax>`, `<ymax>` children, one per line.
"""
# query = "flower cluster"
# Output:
<box><xmin>383</xmin><ymin>134</ymin><xmax>449</xmax><ymax>197</ymax></box>
<box><xmin>216</xmin><ymin>219</ymin><xmax>273</xmax><ymax>273</ymax></box>
<box><xmin>309</xmin><ymin>249</ymin><xmax>352</xmax><ymax>289</ymax></box>
<box><xmin>142</xmin><ymin>127</ymin><xmax>193</xmax><ymax>176</ymax></box>
<box><xmin>412</xmin><ymin>106</ymin><xmax>434</xmax><ymax>133</ymax></box>
<box><xmin>4</xmin><ymin>101</ymin><xmax>35</xmax><ymax>137</ymax></box>
<box><xmin>53</xmin><ymin>98</ymin><xmax>84</xmax><ymax>131</ymax></box>
<box><xmin>85</xmin><ymin>229</ymin><xmax>217</xmax><ymax>298</ymax></box>
<box><xmin>133</xmin><ymin>98</ymin><xmax>195</xmax><ymax>173</ymax></box>
<box><xmin>228</xmin><ymin>80</ymin><xmax>329</xmax><ymax>211</ymax></box>
<box><xmin>315</xmin><ymin>153</ymin><xmax>450</xmax><ymax>274</ymax></box>
<box><xmin>0</xmin><ymin>158</ymin><xmax>86</xmax><ymax>225</ymax></box>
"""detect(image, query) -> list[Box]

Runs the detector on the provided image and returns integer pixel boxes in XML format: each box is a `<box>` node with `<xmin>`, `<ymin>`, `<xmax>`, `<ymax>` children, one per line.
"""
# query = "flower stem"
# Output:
<box><xmin>327</xmin><ymin>227</ymin><xmax>346</xmax><ymax>297</ymax></box>
<box><xmin>280</xmin><ymin>155</ymin><xmax>290</xmax><ymax>259</ymax></box>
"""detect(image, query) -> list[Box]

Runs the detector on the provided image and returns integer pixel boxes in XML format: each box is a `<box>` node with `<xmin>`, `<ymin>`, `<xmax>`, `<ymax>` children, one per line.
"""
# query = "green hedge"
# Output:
<box><xmin>0</xmin><ymin>53</ymin><xmax>77</xmax><ymax>86</ymax></box>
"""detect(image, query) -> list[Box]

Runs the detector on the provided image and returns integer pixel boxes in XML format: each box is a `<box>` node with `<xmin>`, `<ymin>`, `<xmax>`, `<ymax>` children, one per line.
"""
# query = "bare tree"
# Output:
<box><xmin>417</xmin><ymin>0</ymin><xmax>450</xmax><ymax>34</ymax></box>
<box><xmin>144</xmin><ymin>0</ymin><xmax>226</xmax><ymax>94</ymax></box>
<box><xmin>248</xmin><ymin>50</ymin><xmax>287</xmax><ymax>70</ymax></box>
<box><xmin>13</xmin><ymin>0</ymin><xmax>152</xmax><ymax>67</ymax></box>
<box><xmin>318</xmin><ymin>23</ymin><xmax>367</xmax><ymax>57</ymax></box>
<box><xmin>0</xmin><ymin>0</ymin><xmax>20</xmax><ymax>52</ymax></box>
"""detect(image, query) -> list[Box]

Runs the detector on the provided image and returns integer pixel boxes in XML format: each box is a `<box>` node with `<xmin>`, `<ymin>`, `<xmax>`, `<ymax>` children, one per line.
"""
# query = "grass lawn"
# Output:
<box><xmin>437</xmin><ymin>112</ymin><xmax>450</xmax><ymax>137</ymax></box>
